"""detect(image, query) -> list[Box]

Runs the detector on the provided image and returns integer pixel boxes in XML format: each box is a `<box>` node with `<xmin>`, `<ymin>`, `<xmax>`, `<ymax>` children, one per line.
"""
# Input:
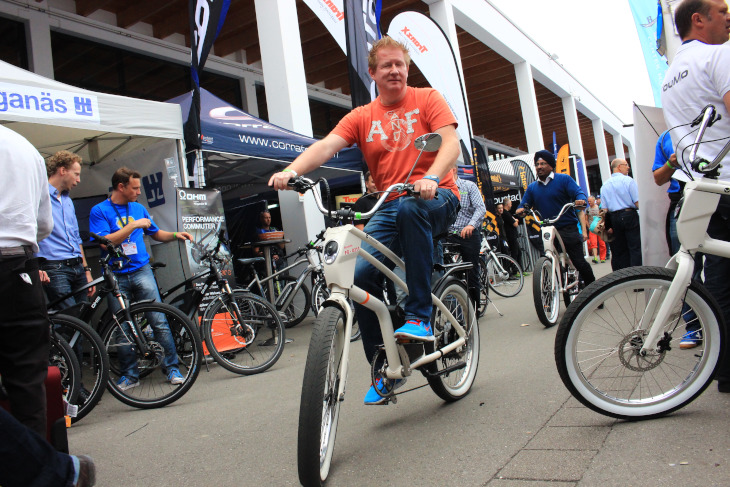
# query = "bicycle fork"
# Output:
<box><xmin>638</xmin><ymin>250</ymin><xmax>695</xmax><ymax>354</ymax></box>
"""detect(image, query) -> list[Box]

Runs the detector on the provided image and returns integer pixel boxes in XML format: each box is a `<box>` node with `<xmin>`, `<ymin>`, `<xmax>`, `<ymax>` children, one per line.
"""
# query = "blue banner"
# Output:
<box><xmin>627</xmin><ymin>0</ymin><xmax>668</xmax><ymax>106</ymax></box>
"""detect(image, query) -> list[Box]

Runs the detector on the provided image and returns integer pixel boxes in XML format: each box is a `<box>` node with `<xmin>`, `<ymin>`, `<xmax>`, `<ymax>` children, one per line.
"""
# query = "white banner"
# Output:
<box><xmin>0</xmin><ymin>81</ymin><xmax>100</xmax><ymax>123</ymax></box>
<box><xmin>633</xmin><ymin>104</ymin><xmax>671</xmax><ymax>267</ymax></box>
<box><xmin>387</xmin><ymin>12</ymin><xmax>472</xmax><ymax>154</ymax></box>
<box><xmin>302</xmin><ymin>0</ymin><xmax>346</xmax><ymax>54</ymax></box>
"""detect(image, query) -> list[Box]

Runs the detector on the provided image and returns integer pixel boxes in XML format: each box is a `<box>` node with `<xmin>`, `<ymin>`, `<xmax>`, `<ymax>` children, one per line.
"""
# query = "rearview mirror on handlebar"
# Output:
<box><xmin>414</xmin><ymin>133</ymin><xmax>441</xmax><ymax>152</ymax></box>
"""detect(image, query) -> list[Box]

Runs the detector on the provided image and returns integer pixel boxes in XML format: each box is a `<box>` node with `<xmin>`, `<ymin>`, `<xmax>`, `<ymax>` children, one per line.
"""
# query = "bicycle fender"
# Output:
<box><xmin>321</xmin><ymin>293</ymin><xmax>354</xmax><ymax>323</ymax></box>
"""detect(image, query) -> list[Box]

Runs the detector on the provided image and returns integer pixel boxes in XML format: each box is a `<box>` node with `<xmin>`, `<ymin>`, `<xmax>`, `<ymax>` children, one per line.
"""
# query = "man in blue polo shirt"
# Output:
<box><xmin>38</xmin><ymin>151</ymin><xmax>95</xmax><ymax>310</ymax></box>
<box><xmin>600</xmin><ymin>158</ymin><xmax>641</xmax><ymax>271</ymax></box>
<box><xmin>516</xmin><ymin>150</ymin><xmax>595</xmax><ymax>288</ymax></box>
<box><xmin>89</xmin><ymin>167</ymin><xmax>193</xmax><ymax>390</ymax></box>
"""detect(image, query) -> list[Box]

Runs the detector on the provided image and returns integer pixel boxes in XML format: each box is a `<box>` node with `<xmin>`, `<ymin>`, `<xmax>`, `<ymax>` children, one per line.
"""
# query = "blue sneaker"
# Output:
<box><xmin>394</xmin><ymin>319</ymin><xmax>435</xmax><ymax>342</ymax></box>
<box><xmin>680</xmin><ymin>330</ymin><xmax>702</xmax><ymax>350</ymax></box>
<box><xmin>364</xmin><ymin>377</ymin><xmax>406</xmax><ymax>405</ymax></box>
<box><xmin>167</xmin><ymin>369</ymin><xmax>185</xmax><ymax>385</ymax></box>
<box><xmin>117</xmin><ymin>376</ymin><xmax>139</xmax><ymax>391</ymax></box>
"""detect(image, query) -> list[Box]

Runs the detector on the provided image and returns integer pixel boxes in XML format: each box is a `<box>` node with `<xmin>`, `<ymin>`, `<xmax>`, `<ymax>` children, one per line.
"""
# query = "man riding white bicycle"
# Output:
<box><xmin>515</xmin><ymin>150</ymin><xmax>595</xmax><ymax>290</ymax></box>
<box><xmin>269</xmin><ymin>37</ymin><xmax>460</xmax><ymax>404</ymax></box>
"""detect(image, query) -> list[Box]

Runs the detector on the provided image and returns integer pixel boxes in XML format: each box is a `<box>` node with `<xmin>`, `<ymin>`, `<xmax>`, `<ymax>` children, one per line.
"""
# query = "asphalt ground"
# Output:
<box><xmin>68</xmin><ymin>261</ymin><xmax>730</xmax><ymax>486</ymax></box>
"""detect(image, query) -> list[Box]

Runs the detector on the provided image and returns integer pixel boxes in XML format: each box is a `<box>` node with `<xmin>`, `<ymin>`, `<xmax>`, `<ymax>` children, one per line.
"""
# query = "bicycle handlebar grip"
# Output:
<box><xmin>89</xmin><ymin>232</ymin><xmax>112</xmax><ymax>247</ymax></box>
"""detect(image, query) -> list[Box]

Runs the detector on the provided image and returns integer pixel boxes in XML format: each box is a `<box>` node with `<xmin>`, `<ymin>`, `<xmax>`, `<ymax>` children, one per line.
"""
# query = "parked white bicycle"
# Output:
<box><xmin>291</xmin><ymin>134</ymin><xmax>480</xmax><ymax>486</ymax></box>
<box><xmin>555</xmin><ymin>105</ymin><xmax>729</xmax><ymax>419</ymax></box>
<box><xmin>523</xmin><ymin>202</ymin><xmax>586</xmax><ymax>327</ymax></box>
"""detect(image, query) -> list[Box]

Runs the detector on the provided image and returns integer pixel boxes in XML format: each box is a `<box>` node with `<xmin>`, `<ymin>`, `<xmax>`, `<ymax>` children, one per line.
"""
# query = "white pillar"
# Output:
<box><xmin>428</xmin><ymin>0</ymin><xmax>472</xmax><ymax>163</ymax></box>
<box><xmin>25</xmin><ymin>9</ymin><xmax>54</xmax><ymax>78</ymax></box>
<box><xmin>562</xmin><ymin>95</ymin><xmax>585</xmax><ymax>163</ymax></box>
<box><xmin>240</xmin><ymin>76</ymin><xmax>259</xmax><ymax>118</ymax></box>
<box><xmin>514</xmin><ymin>62</ymin><xmax>544</xmax><ymax>153</ymax></box>
<box><xmin>613</xmin><ymin>133</ymin><xmax>626</xmax><ymax>160</ymax></box>
<box><xmin>255</xmin><ymin>0</ymin><xmax>324</xmax><ymax>256</ymax></box>
<box><xmin>592</xmin><ymin>119</ymin><xmax>611</xmax><ymax>184</ymax></box>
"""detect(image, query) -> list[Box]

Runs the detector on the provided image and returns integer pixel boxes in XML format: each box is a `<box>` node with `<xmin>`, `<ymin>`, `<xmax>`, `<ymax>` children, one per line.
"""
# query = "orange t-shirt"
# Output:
<box><xmin>332</xmin><ymin>87</ymin><xmax>459</xmax><ymax>201</ymax></box>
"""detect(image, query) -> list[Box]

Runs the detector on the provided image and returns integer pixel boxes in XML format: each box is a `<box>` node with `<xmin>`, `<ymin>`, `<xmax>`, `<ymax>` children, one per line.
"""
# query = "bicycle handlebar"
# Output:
<box><xmin>523</xmin><ymin>202</ymin><xmax>582</xmax><ymax>226</ymax></box>
<box><xmin>288</xmin><ymin>177</ymin><xmax>419</xmax><ymax>221</ymax></box>
<box><xmin>687</xmin><ymin>104</ymin><xmax>730</xmax><ymax>175</ymax></box>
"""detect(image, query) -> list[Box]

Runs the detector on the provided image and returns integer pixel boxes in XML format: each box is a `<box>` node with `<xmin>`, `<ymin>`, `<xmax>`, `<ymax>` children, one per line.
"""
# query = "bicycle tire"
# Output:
<box><xmin>266</xmin><ymin>275</ymin><xmax>311</xmax><ymax>328</ymax></box>
<box><xmin>201</xmin><ymin>290</ymin><xmax>285</xmax><ymax>375</ymax></box>
<box><xmin>311</xmin><ymin>278</ymin><xmax>361</xmax><ymax>342</ymax></box>
<box><xmin>102</xmin><ymin>302</ymin><xmax>203</xmax><ymax>409</ymax></box>
<box><xmin>487</xmin><ymin>253</ymin><xmax>524</xmax><ymax>298</ymax></box>
<box><xmin>298</xmin><ymin>306</ymin><xmax>347</xmax><ymax>486</ymax></box>
<box><xmin>50</xmin><ymin>314</ymin><xmax>110</xmax><ymax>423</ymax></box>
<box><xmin>533</xmin><ymin>256</ymin><xmax>560</xmax><ymax>327</ymax></box>
<box><xmin>425</xmin><ymin>279</ymin><xmax>480</xmax><ymax>401</ymax></box>
<box><xmin>49</xmin><ymin>333</ymin><xmax>81</xmax><ymax>405</ymax></box>
<box><xmin>555</xmin><ymin>267</ymin><xmax>725</xmax><ymax>420</ymax></box>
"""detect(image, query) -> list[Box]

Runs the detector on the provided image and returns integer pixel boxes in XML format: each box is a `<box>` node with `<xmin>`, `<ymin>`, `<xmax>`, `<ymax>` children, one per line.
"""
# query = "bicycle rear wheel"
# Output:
<box><xmin>202</xmin><ymin>290</ymin><xmax>285</xmax><ymax>375</ymax></box>
<box><xmin>533</xmin><ymin>256</ymin><xmax>560</xmax><ymax>327</ymax></box>
<box><xmin>488</xmin><ymin>253</ymin><xmax>524</xmax><ymax>298</ymax></box>
<box><xmin>298</xmin><ymin>307</ymin><xmax>347</xmax><ymax>486</ymax></box>
<box><xmin>102</xmin><ymin>302</ymin><xmax>203</xmax><ymax>409</ymax></box>
<box><xmin>267</xmin><ymin>275</ymin><xmax>310</xmax><ymax>328</ymax></box>
<box><xmin>555</xmin><ymin>267</ymin><xmax>724</xmax><ymax>420</ymax></box>
<box><xmin>49</xmin><ymin>333</ymin><xmax>81</xmax><ymax>405</ymax></box>
<box><xmin>49</xmin><ymin>314</ymin><xmax>109</xmax><ymax>423</ymax></box>
<box><xmin>477</xmin><ymin>256</ymin><xmax>489</xmax><ymax>318</ymax></box>
<box><xmin>425</xmin><ymin>279</ymin><xmax>480</xmax><ymax>401</ymax></box>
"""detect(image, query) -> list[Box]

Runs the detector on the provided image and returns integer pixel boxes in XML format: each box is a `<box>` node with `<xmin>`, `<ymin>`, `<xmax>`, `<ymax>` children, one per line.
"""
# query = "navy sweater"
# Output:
<box><xmin>518</xmin><ymin>173</ymin><xmax>586</xmax><ymax>229</ymax></box>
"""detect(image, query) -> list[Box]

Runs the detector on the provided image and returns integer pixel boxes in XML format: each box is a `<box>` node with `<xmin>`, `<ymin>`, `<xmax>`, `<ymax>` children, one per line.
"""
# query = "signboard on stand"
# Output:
<box><xmin>176</xmin><ymin>188</ymin><xmax>233</xmax><ymax>317</ymax></box>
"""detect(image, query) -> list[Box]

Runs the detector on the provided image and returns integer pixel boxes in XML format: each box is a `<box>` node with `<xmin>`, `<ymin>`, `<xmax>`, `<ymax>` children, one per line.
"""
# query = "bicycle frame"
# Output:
<box><xmin>316</xmin><ymin>204</ymin><xmax>469</xmax><ymax>391</ymax></box>
<box><xmin>638</xmin><ymin>177</ymin><xmax>730</xmax><ymax>353</ymax></box>
<box><xmin>243</xmin><ymin>247</ymin><xmax>321</xmax><ymax>311</ymax></box>
<box><xmin>530</xmin><ymin>204</ymin><xmax>582</xmax><ymax>297</ymax></box>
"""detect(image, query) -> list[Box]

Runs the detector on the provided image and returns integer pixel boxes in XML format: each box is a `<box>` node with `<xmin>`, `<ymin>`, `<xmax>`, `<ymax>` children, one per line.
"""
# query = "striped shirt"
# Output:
<box><xmin>449</xmin><ymin>177</ymin><xmax>486</xmax><ymax>233</ymax></box>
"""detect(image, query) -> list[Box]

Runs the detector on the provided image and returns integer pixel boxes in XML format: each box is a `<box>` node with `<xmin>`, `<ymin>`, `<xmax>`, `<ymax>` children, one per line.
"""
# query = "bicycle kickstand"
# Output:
<box><xmin>486</xmin><ymin>295</ymin><xmax>504</xmax><ymax>317</ymax></box>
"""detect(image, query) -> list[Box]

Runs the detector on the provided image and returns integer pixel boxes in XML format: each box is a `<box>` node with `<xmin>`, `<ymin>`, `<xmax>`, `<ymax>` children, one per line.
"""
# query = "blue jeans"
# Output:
<box><xmin>0</xmin><ymin>407</ymin><xmax>75</xmax><ymax>487</ymax></box>
<box><xmin>354</xmin><ymin>189</ymin><xmax>459</xmax><ymax>364</ymax></box>
<box><xmin>41</xmin><ymin>262</ymin><xmax>88</xmax><ymax>311</ymax></box>
<box><xmin>107</xmin><ymin>264</ymin><xmax>179</xmax><ymax>379</ymax></box>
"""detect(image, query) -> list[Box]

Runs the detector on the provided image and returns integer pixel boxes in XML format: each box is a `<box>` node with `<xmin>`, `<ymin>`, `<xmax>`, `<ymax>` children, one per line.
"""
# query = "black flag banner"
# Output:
<box><xmin>343</xmin><ymin>0</ymin><xmax>381</xmax><ymax>109</ymax></box>
<box><xmin>186</xmin><ymin>0</ymin><xmax>231</xmax><ymax>150</ymax></box>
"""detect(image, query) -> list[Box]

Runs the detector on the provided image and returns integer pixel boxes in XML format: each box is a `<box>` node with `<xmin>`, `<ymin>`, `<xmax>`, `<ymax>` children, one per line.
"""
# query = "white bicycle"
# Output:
<box><xmin>292</xmin><ymin>134</ymin><xmax>480</xmax><ymax>486</ymax></box>
<box><xmin>524</xmin><ymin>202</ymin><xmax>586</xmax><ymax>327</ymax></box>
<box><xmin>555</xmin><ymin>105</ymin><xmax>729</xmax><ymax>419</ymax></box>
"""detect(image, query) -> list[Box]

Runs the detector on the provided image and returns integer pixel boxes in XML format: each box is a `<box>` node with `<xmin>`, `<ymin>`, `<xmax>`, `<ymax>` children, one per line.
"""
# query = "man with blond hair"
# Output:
<box><xmin>269</xmin><ymin>37</ymin><xmax>460</xmax><ymax>404</ymax></box>
<box><xmin>38</xmin><ymin>150</ymin><xmax>95</xmax><ymax>310</ymax></box>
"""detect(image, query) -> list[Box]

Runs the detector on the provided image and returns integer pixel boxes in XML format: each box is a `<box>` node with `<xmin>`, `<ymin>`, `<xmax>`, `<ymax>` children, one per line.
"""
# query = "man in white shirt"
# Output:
<box><xmin>661</xmin><ymin>0</ymin><xmax>730</xmax><ymax>393</ymax></box>
<box><xmin>0</xmin><ymin>125</ymin><xmax>53</xmax><ymax>436</ymax></box>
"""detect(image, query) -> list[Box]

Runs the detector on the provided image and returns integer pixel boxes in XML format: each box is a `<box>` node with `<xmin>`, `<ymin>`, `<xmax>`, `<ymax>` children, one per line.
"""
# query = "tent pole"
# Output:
<box><xmin>177</xmin><ymin>139</ymin><xmax>190</xmax><ymax>188</ymax></box>
<box><xmin>196</xmin><ymin>150</ymin><xmax>206</xmax><ymax>188</ymax></box>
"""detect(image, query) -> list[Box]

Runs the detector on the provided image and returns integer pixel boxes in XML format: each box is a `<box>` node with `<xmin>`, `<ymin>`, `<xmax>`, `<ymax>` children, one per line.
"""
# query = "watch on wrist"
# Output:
<box><xmin>423</xmin><ymin>175</ymin><xmax>440</xmax><ymax>184</ymax></box>
<box><xmin>83</xmin><ymin>266</ymin><xmax>91</xmax><ymax>272</ymax></box>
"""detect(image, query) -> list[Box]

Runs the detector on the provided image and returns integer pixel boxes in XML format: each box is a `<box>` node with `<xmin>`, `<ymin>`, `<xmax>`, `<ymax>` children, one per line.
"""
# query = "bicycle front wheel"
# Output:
<box><xmin>488</xmin><ymin>253</ymin><xmax>524</xmax><ymax>298</ymax></box>
<box><xmin>202</xmin><ymin>290</ymin><xmax>285</xmax><ymax>375</ymax></box>
<box><xmin>267</xmin><ymin>275</ymin><xmax>310</xmax><ymax>328</ymax></box>
<box><xmin>533</xmin><ymin>256</ymin><xmax>560</xmax><ymax>327</ymax></box>
<box><xmin>311</xmin><ymin>279</ymin><xmax>360</xmax><ymax>342</ymax></box>
<box><xmin>426</xmin><ymin>279</ymin><xmax>480</xmax><ymax>401</ymax></box>
<box><xmin>103</xmin><ymin>302</ymin><xmax>203</xmax><ymax>409</ymax></box>
<box><xmin>477</xmin><ymin>255</ymin><xmax>489</xmax><ymax>318</ymax></box>
<box><xmin>298</xmin><ymin>306</ymin><xmax>347</xmax><ymax>486</ymax></box>
<box><xmin>555</xmin><ymin>267</ymin><xmax>725</xmax><ymax>420</ymax></box>
<box><xmin>50</xmin><ymin>314</ymin><xmax>110</xmax><ymax>423</ymax></box>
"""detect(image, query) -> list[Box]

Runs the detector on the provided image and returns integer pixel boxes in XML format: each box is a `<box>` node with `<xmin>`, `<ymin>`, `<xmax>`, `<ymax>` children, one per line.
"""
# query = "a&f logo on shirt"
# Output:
<box><xmin>366</xmin><ymin>108</ymin><xmax>420</xmax><ymax>152</ymax></box>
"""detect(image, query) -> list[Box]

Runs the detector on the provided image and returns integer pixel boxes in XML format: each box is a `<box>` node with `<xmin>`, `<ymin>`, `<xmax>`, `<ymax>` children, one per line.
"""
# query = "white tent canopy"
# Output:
<box><xmin>0</xmin><ymin>60</ymin><xmax>184</xmax><ymax>164</ymax></box>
